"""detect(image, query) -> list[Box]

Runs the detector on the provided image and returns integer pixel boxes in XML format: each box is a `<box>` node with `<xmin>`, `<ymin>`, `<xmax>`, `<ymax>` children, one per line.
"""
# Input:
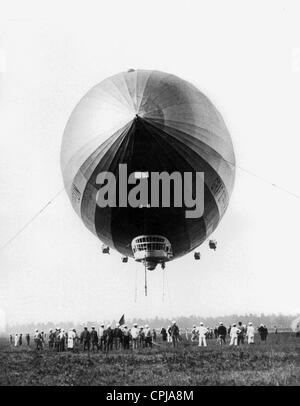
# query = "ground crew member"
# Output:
<box><xmin>59</xmin><ymin>329</ymin><xmax>66</xmax><ymax>351</ymax></box>
<box><xmin>144</xmin><ymin>325</ymin><xmax>152</xmax><ymax>348</ymax></box>
<box><xmin>197</xmin><ymin>322</ymin><xmax>208</xmax><ymax>347</ymax></box>
<box><xmin>34</xmin><ymin>329</ymin><xmax>43</xmax><ymax>350</ymax></box>
<box><xmin>229</xmin><ymin>323</ymin><xmax>240</xmax><ymax>346</ymax></box>
<box><xmin>169</xmin><ymin>321</ymin><xmax>180</xmax><ymax>348</ymax></box>
<box><xmin>191</xmin><ymin>325</ymin><xmax>198</xmax><ymax>342</ymax></box>
<box><xmin>237</xmin><ymin>322</ymin><xmax>245</xmax><ymax>345</ymax></box>
<box><xmin>160</xmin><ymin>327</ymin><xmax>167</xmax><ymax>341</ymax></box>
<box><xmin>26</xmin><ymin>333</ymin><xmax>30</xmax><ymax>346</ymax></box>
<box><xmin>80</xmin><ymin>326</ymin><xmax>91</xmax><ymax>351</ymax></box>
<box><xmin>90</xmin><ymin>326</ymin><xmax>98</xmax><ymax>352</ymax></box>
<box><xmin>246</xmin><ymin>322</ymin><xmax>255</xmax><ymax>344</ymax></box>
<box><xmin>167</xmin><ymin>325</ymin><xmax>172</xmax><ymax>343</ymax></box>
<box><xmin>131</xmin><ymin>323</ymin><xmax>139</xmax><ymax>349</ymax></box>
<box><xmin>104</xmin><ymin>325</ymin><xmax>114</xmax><ymax>351</ymax></box>
<box><xmin>67</xmin><ymin>329</ymin><xmax>76</xmax><ymax>351</ymax></box>
<box><xmin>122</xmin><ymin>325</ymin><xmax>130</xmax><ymax>349</ymax></box>
<box><xmin>139</xmin><ymin>326</ymin><xmax>145</xmax><ymax>348</ymax></box>
<box><xmin>217</xmin><ymin>322</ymin><xmax>227</xmax><ymax>344</ymax></box>
<box><xmin>48</xmin><ymin>329</ymin><xmax>55</xmax><ymax>349</ymax></box>
<box><xmin>113</xmin><ymin>323</ymin><xmax>123</xmax><ymax>350</ymax></box>
<box><xmin>98</xmin><ymin>324</ymin><xmax>105</xmax><ymax>350</ymax></box>
<box><xmin>18</xmin><ymin>333</ymin><xmax>23</xmax><ymax>346</ymax></box>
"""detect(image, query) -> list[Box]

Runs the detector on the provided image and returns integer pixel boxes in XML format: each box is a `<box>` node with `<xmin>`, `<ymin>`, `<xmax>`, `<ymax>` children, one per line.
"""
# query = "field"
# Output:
<box><xmin>0</xmin><ymin>333</ymin><xmax>299</xmax><ymax>386</ymax></box>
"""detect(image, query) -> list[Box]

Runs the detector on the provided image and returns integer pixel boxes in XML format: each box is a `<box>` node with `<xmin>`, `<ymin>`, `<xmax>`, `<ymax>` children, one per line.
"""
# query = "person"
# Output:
<box><xmin>237</xmin><ymin>322</ymin><xmax>245</xmax><ymax>345</ymax></box>
<box><xmin>14</xmin><ymin>333</ymin><xmax>18</xmax><ymax>347</ymax></box>
<box><xmin>34</xmin><ymin>329</ymin><xmax>43</xmax><ymax>350</ymax></box>
<box><xmin>197</xmin><ymin>322</ymin><xmax>208</xmax><ymax>347</ymax></box>
<box><xmin>122</xmin><ymin>325</ymin><xmax>130</xmax><ymax>350</ymax></box>
<box><xmin>191</xmin><ymin>325</ymin><xmax>198</xmax><ymax>342</ymax></box>
<box><xmin>169</xmin><ymin>321</ymin><xmax>180</xmax><ymax>347</ymax></box>
<box><xmin>9</xmin><ymin>334</ymin><xmax>13</xmax><ymax>344</ymax></box>
<box><xmin>59</xmin><ymin>329</ymin><xmax>66</xmax><ymax>351</ymax></box>
<box><xmin>48</xmin><ymin>329</ymin><xmax>55</xmax><ymax>349</ymax></box>
<box><xmin>274</xmin><ymin>325</ymin><xmax>278</xmax><ymax>334</ymax></box>
<box><xmin>217</xmin><ymin>322</ymin><xmax>227</xmax><ymax>344</ymax></box>
<box><xmin>166</xmin><ymin>325</ymin><xmax>172</xmax><ymax>343</ymax></box>
<box><xmin>160</xmin><ymin>327</ymin><xmax>167</xmax><ymax>341</ymax></box>
<box><xmin>80</xmin><ymin>326</ymin><xmax>91</xmax><ymax>351</ymax></box>
<box><xmin>131</xmin><ymin>323</ymin><xmax>139</xmax><ymax>349</ymax></box>
<box><xmin>152</xmin><ymin>328</ymin><xmax>157</xmax><ymax>342</ymax></box>
<box><xmin>98</xmin><ymin>324</ymin><xmax>105</xmax><ymax>350</ymax></box>
<box><xmin>214</xmin><ymin>326</ymin><xmax>218</xmax><ymax>339</ymax></box>
<box><xmin>246</xmin><ymin>322</ymin><xmax>255</xmax><ymax>344</ymax></box>
<box><xmin>144</xmin><ymin>325</ymin><xmax>152</xmax><ymax>348</ymax></box>
<box><xmin>104</xmin><ymin>325</ymin><xmax>113</xmax><ymax>351</ymax></box>
<box><xmin>26</xmin><ymin>333</ymin><xmax>30</xmax><ymax>346</ymax></box>
<box><xmin>229</xmin><ymin>323</ymin><xmax>240</xmax><ymax>346</ymax></box>
<box><xmin>258</xmin><ymin>324</ymin><xmax>268</xmax><ymax>342</ymax></box>
<box><xmin>139</xmin><ymin>326</ymin><xmax>145</xmax><ymax>348</ymax></box>
<box><xmin>263</xmin><ymin>325</ymin><xmax>268</xmax><ymax>341</ymax></box>
<box><xmin>54</xmin><ymin>328</ymin><xmax>61</xmax><ymax>351</ymax></box>
<box><xmin>90</xmin><ymin>326</ymin><xmax>98</xmax><ymax>352</ymax></box>
<box><xmin>113</xmin><ymin>323</ymin><xmax>123</xmax><ymax>350</ymax></box>
<box><xmin>18</xmin><ymin>333</ymin><xmax>23</xmax><ymax>346</ymax></box>
<box><xmin>67</xmin><ymin>329</ymin><xmax>76</xmax><ymax>351</ymax></box>
<box><xmin>184</xmin><ymin>328</ymin><xmax>189</xmax><ymax>340</ymax></box>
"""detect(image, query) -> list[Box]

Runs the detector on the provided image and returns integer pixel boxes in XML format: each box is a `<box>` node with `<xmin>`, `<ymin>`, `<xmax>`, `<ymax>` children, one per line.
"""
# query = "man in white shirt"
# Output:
<box><xmin>197</xmin><ymin>322</ymin><xmax>208</xmax><ymax>347</ymax></box>
<box><xmin>229</xmin><ymin>323</ymin><xmax>240</xmax><ymax>346</ymax></box>
<box><xmin>67</xmin><ymin>329</ymin><xmax>76</xmax><ymax>350</ymax></box>
<box><xmin>246</xmin><ymin>322</ymin><xmax>255</xmax><ymax>344</ymax></box>
<box><xmin>98</xmin><ymin>324</ymin><xmax>105</xmax><ymax>350</ymax></box>
<box><xmin>131</xmin><ymin>323</ymin><xmax>139</xmax><ymax>349</ymax></box>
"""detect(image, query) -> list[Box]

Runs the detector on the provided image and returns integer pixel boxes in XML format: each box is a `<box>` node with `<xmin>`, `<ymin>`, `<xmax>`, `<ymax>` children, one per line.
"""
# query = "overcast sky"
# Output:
<box><xmin>1</xmin><ymin>0</ymin><xmax>300</xmax><ymax>330</ymax></box>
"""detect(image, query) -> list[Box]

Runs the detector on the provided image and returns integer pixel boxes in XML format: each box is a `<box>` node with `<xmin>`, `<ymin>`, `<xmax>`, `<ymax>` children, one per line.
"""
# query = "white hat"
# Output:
<box><xmin>145</xmin><ymin>324</ymin><xmax>149</xmax><ymax>328</ymax></box>
<box><xmin>200</xmin><ymin>322</ymin><xmax>203</xmax><ymax>326</ymax></box>
<box><xmin>249</xmin><ymin>322</ymin><xmax>252</xmax><ymax>325</ymax></box>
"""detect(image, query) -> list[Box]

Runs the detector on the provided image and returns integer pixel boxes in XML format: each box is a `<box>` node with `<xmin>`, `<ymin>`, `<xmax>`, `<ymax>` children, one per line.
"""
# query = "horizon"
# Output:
<box><xmin>1</xmin><ymin>1</ymin><xmax>300</xmax><ymax>326</ymax></box>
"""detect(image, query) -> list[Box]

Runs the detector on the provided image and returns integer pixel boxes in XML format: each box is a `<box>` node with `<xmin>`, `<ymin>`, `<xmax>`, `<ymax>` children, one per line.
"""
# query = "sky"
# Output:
<box><xmin>0</xmin><ymin>0</ymin><xmax>300</xmax><ymax>330</ymax></box>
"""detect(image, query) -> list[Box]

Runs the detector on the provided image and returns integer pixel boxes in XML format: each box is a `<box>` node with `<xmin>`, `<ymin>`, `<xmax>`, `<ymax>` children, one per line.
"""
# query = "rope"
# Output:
<box><xmin>225</xmin><ymin>159</ymin><xmax>300</xmax><ymax>200</ymax></box>
<box><xmin>144</xmin><ymin>263</ymin><xmax>147</xmax><ymax>296</ymax></box>
<box><xmin>0</xmin><ymin>187</ymin><xmax>65</xmax><ymax>252</ymax></box>
<box><xmin>162</xmin><ymin>266</ymin><xmax>166</xmax><ymax>302</ymax></box>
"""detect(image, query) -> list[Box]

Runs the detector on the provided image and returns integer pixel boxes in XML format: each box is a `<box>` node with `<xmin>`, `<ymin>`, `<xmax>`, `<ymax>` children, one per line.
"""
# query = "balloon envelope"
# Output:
<box><xmin>61</xmin><ymin>69</ymin><xmax>235</xmax><ymax>261</ymax></box>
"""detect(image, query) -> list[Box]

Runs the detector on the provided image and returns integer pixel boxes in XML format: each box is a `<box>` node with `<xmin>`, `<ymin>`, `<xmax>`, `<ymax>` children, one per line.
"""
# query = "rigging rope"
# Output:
<box><xmin>0</xmin><ymin>187</ymin><xmax>65</xmax><ymax>252</ymax></box>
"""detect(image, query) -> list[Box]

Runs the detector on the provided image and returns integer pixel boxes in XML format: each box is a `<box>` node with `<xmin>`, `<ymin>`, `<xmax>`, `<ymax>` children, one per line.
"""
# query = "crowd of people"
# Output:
<box><xmin>9</xmin><ymin>321</ymin><xmax>271</xmax><ymax>351</ymax></box>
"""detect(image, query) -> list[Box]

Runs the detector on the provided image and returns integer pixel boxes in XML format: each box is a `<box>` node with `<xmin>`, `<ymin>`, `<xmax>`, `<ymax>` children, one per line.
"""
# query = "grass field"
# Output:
<box><xmin>0</xmin><ymin>333</ymin><xmax>299</xmax><ymax>386</ymax></box>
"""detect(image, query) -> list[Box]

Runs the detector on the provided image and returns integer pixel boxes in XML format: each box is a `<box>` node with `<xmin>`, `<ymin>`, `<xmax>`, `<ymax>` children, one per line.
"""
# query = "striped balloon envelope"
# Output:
<box><xmin>61</xmin><ymin>69</ymin><xmax>235</xmax><ymax>270</ymax></box>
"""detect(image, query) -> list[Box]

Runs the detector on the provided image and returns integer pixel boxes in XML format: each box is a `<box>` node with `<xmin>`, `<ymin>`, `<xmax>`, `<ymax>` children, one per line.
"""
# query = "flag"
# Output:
<box><xmin>119</xmin><ymin>314</ymin><xmax>125</xmax><ymax>326</ymax></box>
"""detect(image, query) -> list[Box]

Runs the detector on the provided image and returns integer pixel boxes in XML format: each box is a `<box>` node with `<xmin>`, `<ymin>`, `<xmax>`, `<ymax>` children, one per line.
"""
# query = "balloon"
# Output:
<box><xmin>61</xmin><ymin>69</ymin><xmax>235</xmax><ymax>269</ymax></box>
